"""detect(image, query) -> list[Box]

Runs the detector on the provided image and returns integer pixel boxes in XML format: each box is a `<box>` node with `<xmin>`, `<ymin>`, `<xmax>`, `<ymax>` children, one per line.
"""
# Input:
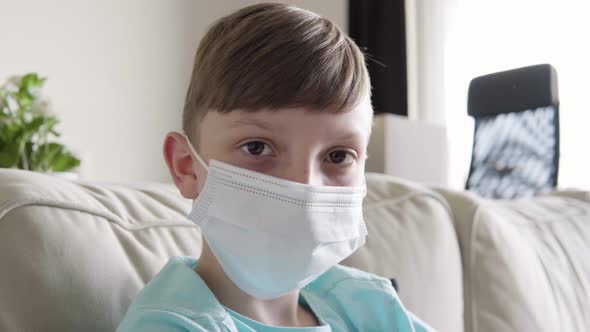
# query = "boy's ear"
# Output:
<box><xmin>163</xmin><ymin>131</ymin><xmax>200</xmax><ymax>200</ymax></box>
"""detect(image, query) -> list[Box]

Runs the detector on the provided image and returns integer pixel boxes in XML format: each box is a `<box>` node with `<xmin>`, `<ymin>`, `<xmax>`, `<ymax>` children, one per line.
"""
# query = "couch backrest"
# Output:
<box><xmin>0</xmin><ymin>169</ymin><xmax>201</xmax><ymax>331</ymax></box>
<box><xmin>342</xmin><ymin>173</ymin><xmax>463</xmax><ymax>332</ymax></box>
<box><xmin>0</xmin><ymin>169</ymin><xmax>463</xmax><ymax>332</ymax></box>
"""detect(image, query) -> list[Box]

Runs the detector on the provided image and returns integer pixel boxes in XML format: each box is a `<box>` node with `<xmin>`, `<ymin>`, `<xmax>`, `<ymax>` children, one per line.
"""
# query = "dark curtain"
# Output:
<box><xmin>348</xmin><ymin>0</ymin><xmax>407</xmax><ymax>116</ymax></box>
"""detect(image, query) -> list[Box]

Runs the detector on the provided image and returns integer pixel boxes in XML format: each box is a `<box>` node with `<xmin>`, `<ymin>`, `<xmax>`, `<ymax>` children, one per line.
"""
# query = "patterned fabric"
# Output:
<box><xmin>467</xmin><ymin>105</ymin><xmax>558</xmax><ymax>199</ymax></box>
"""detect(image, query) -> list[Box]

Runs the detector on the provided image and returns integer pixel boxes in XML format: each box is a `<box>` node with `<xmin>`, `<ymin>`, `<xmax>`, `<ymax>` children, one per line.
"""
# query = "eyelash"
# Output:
<box><xmin>239</xmin><ymin>140</ymin><xmax>275</xmax><ymax>157</ymax></box>
<box><xmin>325</xmin><ymin>149</ymin><xmax>358</xmax><ymax>168</ymax></box>
<box><xmin>239</xmin><ymin>140</ymin><xmax>358</xmax><ymax>167</ymax></box>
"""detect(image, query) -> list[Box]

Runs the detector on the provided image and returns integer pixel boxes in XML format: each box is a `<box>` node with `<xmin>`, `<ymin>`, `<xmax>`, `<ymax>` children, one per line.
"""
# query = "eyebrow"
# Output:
<box><xmin>230</xmin><ymin>118</ymin><xmax>276</xmax><ymax>131</ymax></box>
<box><xmin>335</xmin><ymin>131</ymin><xmax>363</xmax><ymax>141</ymax></box>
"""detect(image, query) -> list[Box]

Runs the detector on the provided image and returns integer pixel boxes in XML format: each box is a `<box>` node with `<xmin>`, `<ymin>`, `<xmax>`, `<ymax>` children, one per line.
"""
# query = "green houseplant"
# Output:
<box><xmin>0</xmin><ymin>73</ymin><xmax>80</xmax><ymax>173</ymax></box>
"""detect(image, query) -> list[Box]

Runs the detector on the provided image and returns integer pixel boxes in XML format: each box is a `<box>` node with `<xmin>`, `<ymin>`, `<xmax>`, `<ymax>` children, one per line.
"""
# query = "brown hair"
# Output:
<box><xmin>183</xmin><ymin>2</ymin><xmax>371</xmax><ymax>140</ymax></box>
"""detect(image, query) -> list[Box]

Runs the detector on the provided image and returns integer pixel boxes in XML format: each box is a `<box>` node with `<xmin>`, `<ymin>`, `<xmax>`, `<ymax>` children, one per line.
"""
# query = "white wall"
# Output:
<box><xmin>405</xmin><ymin>0</ymin><xmax>451</xmax><ymax>126</ymax></box>
<box><xmin>191</xmin><ymin>1</ymin><xmax>348</xmax><ymax>37</ymax></box>
<box><xmin>0</xmin><ymin>0</ymin><xmax>346</xmax><ymax>183</ymax></box>
<box><xmin>367</xmin><ymin>114</ymin><xmax>449</xmax><ymax>187</ymax></box>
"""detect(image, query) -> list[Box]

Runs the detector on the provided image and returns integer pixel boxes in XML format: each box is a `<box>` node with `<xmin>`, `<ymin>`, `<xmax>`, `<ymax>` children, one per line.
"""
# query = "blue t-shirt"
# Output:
<box><xmin>224</xmin><ymin>305</ymin><xmax>331</xmax><ymax>332</ymax></box>
<box><xmin>116</xmin><ymin>256</ymin><xmax>434</xmax><ymax>332</ymax></box>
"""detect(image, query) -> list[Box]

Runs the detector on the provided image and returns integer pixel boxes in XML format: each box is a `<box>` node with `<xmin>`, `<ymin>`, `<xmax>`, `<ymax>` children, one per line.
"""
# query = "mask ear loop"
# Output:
<box><xmin>180</xmin><ymin>133</ymin><xmax>209</xmax><ymax>172</ymax></box>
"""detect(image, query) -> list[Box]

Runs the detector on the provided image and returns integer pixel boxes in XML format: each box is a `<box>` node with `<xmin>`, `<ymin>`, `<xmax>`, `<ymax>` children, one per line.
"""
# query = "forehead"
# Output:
<box><xmin>201</xmin><ymin>99</ymin><xmax>373</xmax><ymax>143</ymax></box>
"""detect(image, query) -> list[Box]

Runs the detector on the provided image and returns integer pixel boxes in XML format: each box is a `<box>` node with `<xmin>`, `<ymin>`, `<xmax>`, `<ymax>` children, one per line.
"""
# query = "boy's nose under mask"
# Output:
<box><xmin>181</xmin><ymin>133</ymin><xmax>368</xmax><ymax>300</ymax></box>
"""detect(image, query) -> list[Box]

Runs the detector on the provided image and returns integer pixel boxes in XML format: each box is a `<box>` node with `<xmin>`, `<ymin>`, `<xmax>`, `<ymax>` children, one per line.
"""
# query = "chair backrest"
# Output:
<box><xmin>466</xmin><ymin>64</ymin><xmax>559</xmax><ymax>199</ymax></box>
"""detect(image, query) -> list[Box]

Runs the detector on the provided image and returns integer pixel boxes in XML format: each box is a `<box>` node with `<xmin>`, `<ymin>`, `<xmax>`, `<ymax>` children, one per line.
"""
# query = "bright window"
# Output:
<box><xmin>444</xmin><ymin>0</ymin><xmax>590</xmax><ymax>190</ymax></box>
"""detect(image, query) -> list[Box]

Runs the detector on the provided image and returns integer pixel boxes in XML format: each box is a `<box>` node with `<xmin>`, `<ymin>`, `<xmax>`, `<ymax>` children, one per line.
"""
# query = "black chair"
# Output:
<box><xmin>466</xmin><ymin>64</ymin><xmax>560</xmax><ymax>199</ymax></box>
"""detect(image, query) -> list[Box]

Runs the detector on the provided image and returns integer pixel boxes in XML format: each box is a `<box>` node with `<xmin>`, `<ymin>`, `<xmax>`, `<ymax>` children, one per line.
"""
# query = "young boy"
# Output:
<box><xmin>117</xmin><ymin>3</ymin><xmax>433</xmax><ymax>331</ymax></box>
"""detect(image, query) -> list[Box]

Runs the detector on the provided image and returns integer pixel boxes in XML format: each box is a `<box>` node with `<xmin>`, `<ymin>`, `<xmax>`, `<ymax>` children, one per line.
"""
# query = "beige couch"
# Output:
<box><xmin>1</xmin><ymin>168</ymin><xmax>589</xmax><ymax>332</ymax></box>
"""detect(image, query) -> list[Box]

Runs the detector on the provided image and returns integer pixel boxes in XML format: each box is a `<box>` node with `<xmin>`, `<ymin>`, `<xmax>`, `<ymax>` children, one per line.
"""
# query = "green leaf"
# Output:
<box><xmin>0</xmin><ymin>122</ymin><xmax>9</xmax><ymax>142</ymax></box>
<box><xmin>16</xmin><ymin>88</ymin><xmax>33</xmax><ymax>109</ymax></box>
<box><xmin>25</xmin><ymin>141</ymin><xmax>38</xmax><ymax>170</ymax></box>
<box><xmin>0</xmin><ymin>143</ymin><xmax>19</xmax><ymax>168</ymax></box>
<box><xmin>25</xmin><ymin>115</ymin><xmax>46</xmax><ymax>133</ymax></box>
<box><xmin>0</xmin><ymin>94</ymin><xmax>7</xmax><ymax>116</ymax></box>
<box><xmin>50</xmin><ymin>151</ymin><xmax>80</xmax><ymax>172</ymax></box>
<box><xmin>20</xmin><ymin>73</ymin><xmax>45</xmax><ymax>90</ymax></box>
<box><xmin>0</xmin><ymin>120</ymin><xmax>19</xmax><ymax>143</ymax></box>
<box><xmin>0</xmin><ymin>73</ymin><xmax>78</xmax><ymax>171</ymax></box>
<box><xmin>41</xmin><ymin>116</ymin><xmax>58</xmax><ymax>135</ymax></box>
<box><xmin>14</xmin><ymin>74</ymin><xmax>44</xmax><ymax>112</ymax></box>
<box><xmin>35</xmin><ymin>142</ymin><xmax>63</xmax><ymax>171</ymax></box>
<box><xmin>16</xmin><ymin>137</ymin><xmax>30</xmax><ymax>170</ymax></box>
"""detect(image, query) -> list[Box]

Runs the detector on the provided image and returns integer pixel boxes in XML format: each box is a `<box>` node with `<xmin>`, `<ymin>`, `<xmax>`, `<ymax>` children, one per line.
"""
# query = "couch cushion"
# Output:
<box><xmin>0</xmin><ymin>169</ymin><xmax>463</xmax><ymax>332</ymax></box>
<box><xmin>342</xmin><ymin>173</ymin><xmax>464</xmax><ymax>332</ymax></box>
<box><xmin>0</xmin><ymin>169</ymin><xmax>201</xmax><ymax>332</ymax></box>
<box><xmin>436</xmin><ymin>188</ymin><xmax>590</xmax><ymax>332</ymax></box>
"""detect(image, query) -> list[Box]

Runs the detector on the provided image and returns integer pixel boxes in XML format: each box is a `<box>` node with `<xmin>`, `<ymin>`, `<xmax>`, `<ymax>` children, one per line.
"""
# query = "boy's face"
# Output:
<box><xmin>164</xmin><ymin>97</ymin><xmax>372</xmax><ymax>199</ymax></box>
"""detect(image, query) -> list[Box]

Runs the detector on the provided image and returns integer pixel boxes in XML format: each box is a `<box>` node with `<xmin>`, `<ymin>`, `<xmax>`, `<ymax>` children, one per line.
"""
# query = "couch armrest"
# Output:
<box><xmin>436</xmin><ymin>187</ymin><xmax>590</xmax><ymax>332</ymax></box>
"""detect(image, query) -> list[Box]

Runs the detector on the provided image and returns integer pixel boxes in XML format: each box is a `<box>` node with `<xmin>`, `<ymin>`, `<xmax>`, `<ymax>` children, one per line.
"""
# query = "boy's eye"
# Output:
<box><xmin>240</xmin><ymin>141</ymin><xmax>274</xmax><ymax>156</ymax></box>
<box><xmin>327</xmin><ymin>150</ymin><xmax>356</xmax><ymax>166</ymax></box>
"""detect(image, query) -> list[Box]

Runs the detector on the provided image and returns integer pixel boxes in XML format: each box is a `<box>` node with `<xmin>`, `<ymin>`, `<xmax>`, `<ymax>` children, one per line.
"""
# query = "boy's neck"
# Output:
<box><xmin>194</xmin><ymin>240</ymin><xmax>320</xmax><ymax>327</ymax></box>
